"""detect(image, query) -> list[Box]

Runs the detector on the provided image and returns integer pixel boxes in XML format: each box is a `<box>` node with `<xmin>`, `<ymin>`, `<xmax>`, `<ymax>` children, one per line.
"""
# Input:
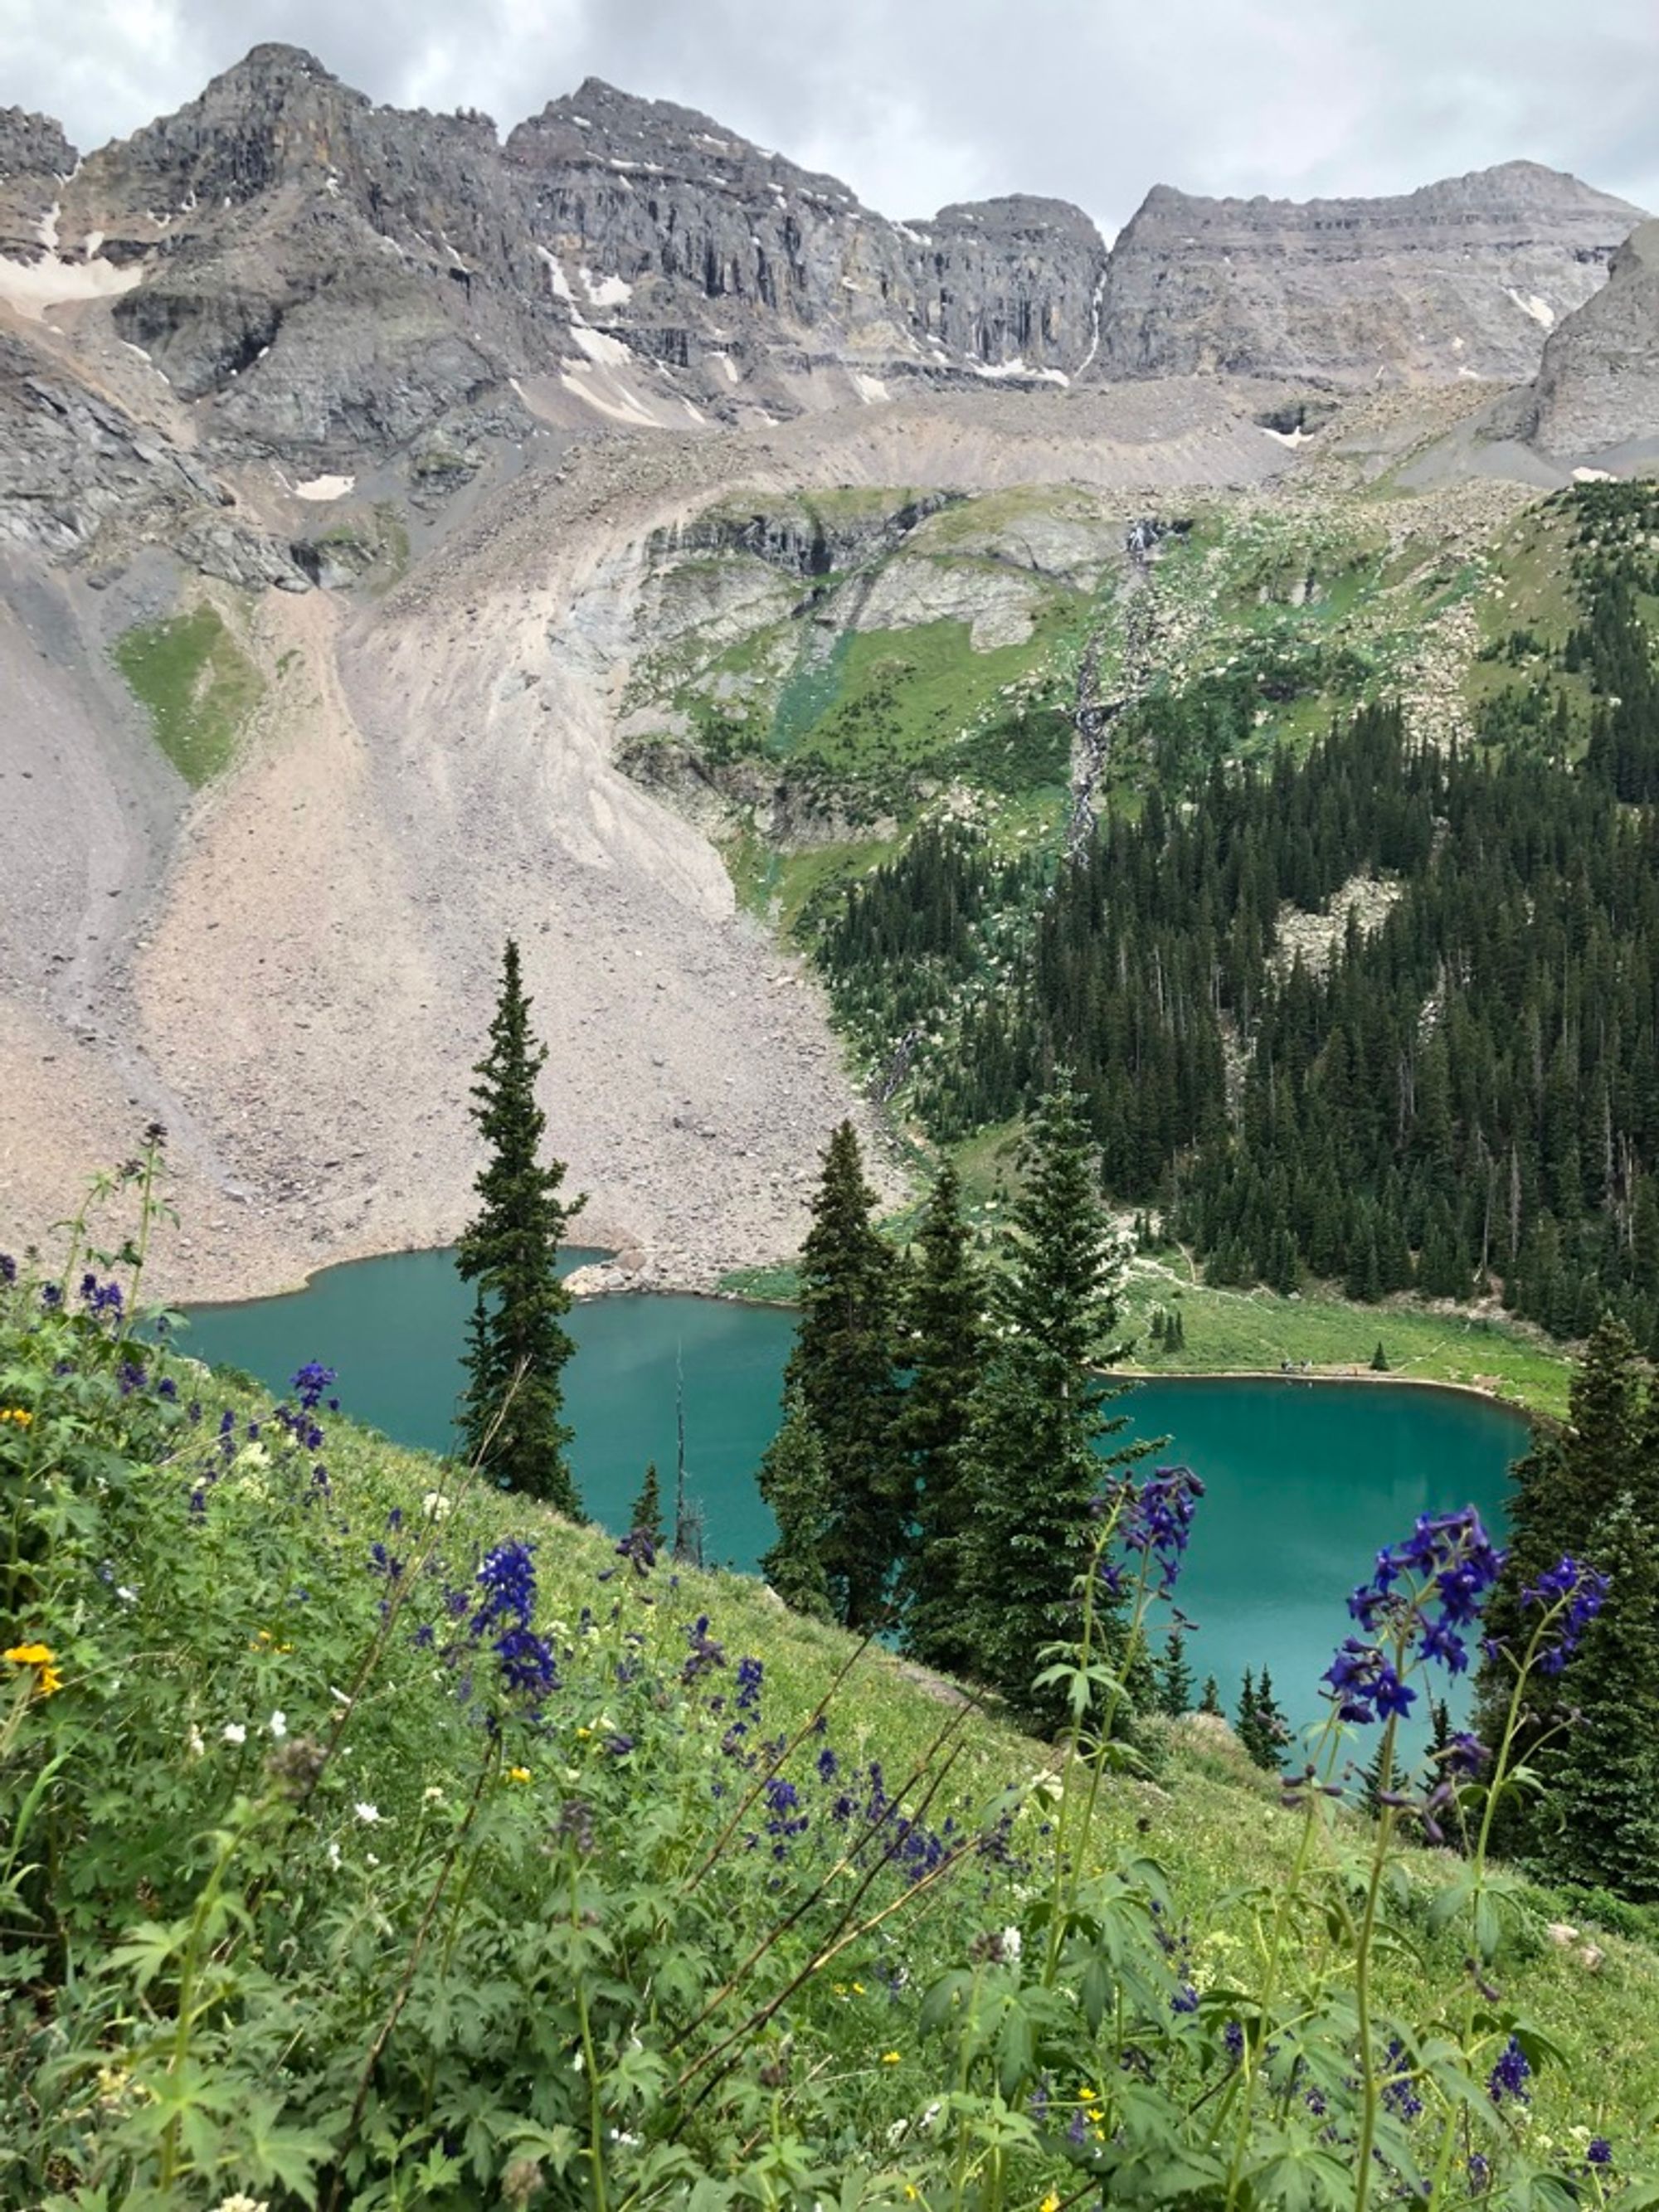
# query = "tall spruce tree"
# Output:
<box><xmin>1476</xmin><ymin>1315</ymin><xmax>1648</xmax><ymax>1860</ymax></box>
<box><xmin>956</xmin><ymin>1077</ymin><xmax>1146</xmax><ymax>1719</ymax></box>
<box><xmin>1479</xmin><ymin>1315</ymin><xmax>1641</xmax><ymax>1702</ymax></box>
<box><xmin>456</xmin><ymin>939</ymin><xmax>585</xmax><ymax>1512</ymax></box>
<box><xmin>780</xmin><ymin>1121</ymin><xmax>902</xmax><ymax>1628</ymax></box>
<box><xmin>757</xmin><ymin>1388</ymin><xmax>835</xmax><ymax>1622</ymax></box>
<box><xmin>1536</xmin><ymin>1494</ymin><xmax>1659</xmax><ymax>1900</ymax></box>
<box><xmin>898</xmin><ymin>1160</ymin><xmax>988</xmax><ymax>1673</ymax></box>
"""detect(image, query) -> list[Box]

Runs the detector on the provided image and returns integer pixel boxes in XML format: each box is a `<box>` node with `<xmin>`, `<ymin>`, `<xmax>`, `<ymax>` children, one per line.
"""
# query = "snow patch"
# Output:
<box><xmin>570</xmin><ymin>322</ymin><xmax>635</xmax><ymax>368</ymax></box>
<box><xmin>965</xmin><ymin>356</ymin><xmax>1068</xmax><ymax>386</ymax></box>
<box><xmin>293</xmin><ymin>474</ymin><xmax>356</xmax><ymax>501</ymax></box>
<box><xmin>1573</xmin><ymin>466</ymin><xmax>1617</xmax><ymax>483</ymax></box>
<box><xmin>850</xmin><ymin>371</ymin><xmax>890</xmax><ymax>405</ymax></box>
<box><xmin>0</xmin><ymin>217</ymin><xmax>144</xmax><ymax>321</ymax></box>
<box><xmin>579</xmin><ymin>267</ymin><xmax>633</xmax><ymax>307</ymax></box>
<box><xmin>535</xmin><ymin>244</ymin><xmax>575</xmax><ymax>301</ymax></box>
<box><xmin>707</xmin><ymin>350</ymin><xmax>740</xmax><ymax>384</ymax></box>
<box><xmin>1261</xmin><ymin>424</ymin><xmax>1309</xmax><ymax>448</ymax></box>
<box><xmin>559</xmin><ymin>368</ymin><xmax>659</xmax><ymax>429</ymax></box>
<box><xmin>1506</xmin><ymin>287</ymin><xmax>1555</xmax><ymax>330</ymax></box>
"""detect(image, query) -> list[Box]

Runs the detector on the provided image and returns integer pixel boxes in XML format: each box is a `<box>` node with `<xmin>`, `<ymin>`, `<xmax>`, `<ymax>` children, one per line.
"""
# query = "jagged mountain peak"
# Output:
<box><xmin>0</xmin><ymin>106</ymin><xmax>76</xmax><ymax>177</ymax></box>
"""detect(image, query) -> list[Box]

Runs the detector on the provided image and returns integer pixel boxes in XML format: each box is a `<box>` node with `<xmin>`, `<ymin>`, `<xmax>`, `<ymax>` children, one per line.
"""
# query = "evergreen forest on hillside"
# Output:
<box><xmin>812</xmin><ymin>484</ymin><xmax>1659</xmax><ymax>1344</ymax></box>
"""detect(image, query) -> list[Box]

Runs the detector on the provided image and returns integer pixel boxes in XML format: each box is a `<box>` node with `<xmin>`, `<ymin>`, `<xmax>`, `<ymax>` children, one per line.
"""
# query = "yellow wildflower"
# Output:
<box><xmin>0</xmin><ymin>1407</ymin><xmax>32</xmax><ymax>1427</ymax></box>
<box><xmin>1040</xmin><ymin>2196</ymin><xmax>1061</xmax><ymax>2212</ymax></box>
<box><xmin>852</xmin><ymin>1981</ymin><xmax>866</xmax><ymax>1995</ymax></box>
<box><xmin>881</xmin><ymin>2050</ymin><xmax>901</xmax><ymax>2064</ymax></box>
<box><xmin>508</xmin><ymin>1766</ymin><xmax>532</xmax><ymax>1783</ymax></box>
<box><xmin>5</xmin><ymin>1643</ymin><xmax>62</xmax><ymax>1695</ymax></box>
<box><xmin>1078</xmin><ymin>2085</ymin><xmax>1098</xmax><ymax>2104</ymax></box>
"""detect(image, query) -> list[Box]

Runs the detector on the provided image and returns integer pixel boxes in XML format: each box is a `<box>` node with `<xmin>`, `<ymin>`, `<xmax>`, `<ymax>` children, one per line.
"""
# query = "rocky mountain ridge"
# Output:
<box><xmin>0</xmin><ymin>42</ymin><xmax>1645</xmax><ymax>500</ymax></box>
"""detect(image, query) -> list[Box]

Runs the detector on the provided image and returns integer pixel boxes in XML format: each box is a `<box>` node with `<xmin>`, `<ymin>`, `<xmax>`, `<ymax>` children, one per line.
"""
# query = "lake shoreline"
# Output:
<box><xmin>178</xmin><ymin>1233</ymin><xmax>1545</xmax><ymax>1427</ymax></box>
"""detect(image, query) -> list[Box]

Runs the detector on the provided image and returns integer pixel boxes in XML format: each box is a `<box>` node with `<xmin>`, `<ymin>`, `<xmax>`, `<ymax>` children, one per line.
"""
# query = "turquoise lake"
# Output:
<box><xmin>182</xmin><ymin>1247</ymin><xmax>1529</xmax><ymax>1725</ymax></box>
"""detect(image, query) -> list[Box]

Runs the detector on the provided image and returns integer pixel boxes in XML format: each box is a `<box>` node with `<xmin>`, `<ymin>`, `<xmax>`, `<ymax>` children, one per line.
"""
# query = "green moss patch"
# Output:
<box><xmin>114</xmin><ymin>605</ymin><xmax>264</xmax><ymax>786</ymax></box>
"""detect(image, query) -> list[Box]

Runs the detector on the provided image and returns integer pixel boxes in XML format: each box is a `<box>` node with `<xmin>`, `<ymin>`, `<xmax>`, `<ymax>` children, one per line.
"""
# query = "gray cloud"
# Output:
<box><xmin>4</xmin><ymin>0</ymin><xmax>1654</xmax><ymax>235</ymax></box>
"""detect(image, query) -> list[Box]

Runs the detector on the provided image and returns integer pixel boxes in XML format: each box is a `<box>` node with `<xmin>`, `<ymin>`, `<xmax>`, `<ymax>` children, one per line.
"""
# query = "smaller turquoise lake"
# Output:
<box><xmin>182</xmin><ymin>1247</ymin><xmax>1530</xmax><ymax>1728</ymax></box>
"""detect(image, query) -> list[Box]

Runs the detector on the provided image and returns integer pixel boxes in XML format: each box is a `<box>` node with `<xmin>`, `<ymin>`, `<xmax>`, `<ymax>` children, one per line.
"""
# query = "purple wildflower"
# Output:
<box><xmin>1120</xmin><ymin>1464</ymin><xmax>1205</xmax><ymax>1590</ymax></box>
<box><xmin>1487</xmin><ymin>2035</ymin><xmax>1531</xmax><ymax>2105</ymax></box>
<box><xmin>1522</xmin><ymin>1558</ymin><xmax>1609</xmax><ymax>1674</ymax></box>
<box><xmin>290</xmin><ymin>1361</ymin><xmax>337</xmax><ymax>1411</ymax></box>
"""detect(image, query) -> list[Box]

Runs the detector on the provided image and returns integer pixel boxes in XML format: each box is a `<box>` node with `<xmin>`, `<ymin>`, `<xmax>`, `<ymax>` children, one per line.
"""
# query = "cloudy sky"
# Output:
<box><xmin>5</xmin><ymin>0</ymin><xmax>1655</xmax><ymax>236</ymax></box>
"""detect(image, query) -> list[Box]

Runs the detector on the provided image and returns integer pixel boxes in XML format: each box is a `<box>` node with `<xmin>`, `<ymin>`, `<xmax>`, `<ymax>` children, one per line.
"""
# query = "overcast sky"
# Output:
<box><xmin>4</xmin><ymin>0</ymin><xmax>1654</xmax><ymax>236</ymax></box>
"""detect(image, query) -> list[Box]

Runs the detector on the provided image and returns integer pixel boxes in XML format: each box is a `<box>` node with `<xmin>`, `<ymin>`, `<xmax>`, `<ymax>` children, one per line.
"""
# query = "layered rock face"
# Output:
<box><xmin>505</xmin><ymin>80</ymin><xmax>1106</xmax><ymax>382</ymax></box>
<box><xmin>1099</xmin><ymin>163</ymin><xmax>1643</xmax><ymax>386</ymax></box>
<box><xmin>1523</xmin><ymin>219</ymin><xmax>1659</xmax><ymax>457</ymax></box>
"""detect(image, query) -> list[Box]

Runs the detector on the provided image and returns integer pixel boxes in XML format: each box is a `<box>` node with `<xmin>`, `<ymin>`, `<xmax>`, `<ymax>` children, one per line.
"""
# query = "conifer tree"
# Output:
<box><xmin>781</xmin><ymin>1121</ymin><xmax>902</xmax><ymax>1629</ymax></box>
<box><xmin>956</xmin><ymin>1078</ymin><xmax>1145</xmax><ymax>1719</ymax></box>
<box><xmin>456</xmin><ymin>939</ymin><xmax>585</xmax><ymax>1512</ymax></box>
<box><xmin>1370</xmin><ymin>1340</ymin><xmax>1389</xmax><ymax>1373</ymax></box>
<box><xmin>629</xmin><ymin>1461</ymin><xmax>664</xmax><ymax>1546</ymax></box>
<box><xmin>757</xmin><ymin>1389</ymin><xmax>835</xmax><ymax>1622</ymax></box>
<box><xmin>898</xmin><ymin>1161</ymin><xmax>987</xmax><ymax>1673</ymax></box>
<box><xmin>1537</xmin><ymin>1494</ymin><xmax>1659</xmax><ymax>1900</ymax></box>
<box><xmin>1236</xmin><ymin>1669</ymin><xmax>1260</xmax><ymax>1760</ymax></box>
<box><xmin>1155</xmin><ymin>1629</ymin><xmax>1194</xmax><ymax>1717</ymax></box>
<box><xmin>1199</xmin><ymin>1674</ymin><xmax>1224</xmax><ymax>1717</ymax></box>
<box><xmin>1480</xmin><ymin>1314</ymin><xmax>1641</xmax><ymax>1699</ymax></box>
<box><xmin>1250</xmin><ymin>1669</ymin><xmax>1290</xmax><ymax>1772</ymax></box>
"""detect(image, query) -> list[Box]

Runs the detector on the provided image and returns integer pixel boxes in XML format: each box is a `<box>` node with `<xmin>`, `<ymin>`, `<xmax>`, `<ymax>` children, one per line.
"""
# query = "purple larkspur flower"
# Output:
<box><xmin>1522</xmin><ymin>1558</ymin><xmax>1609</xmax><ymax>1674</ymax></box>
<box><xmin>1487</xmin><ymin>2035</ymin><xmax>1530</xmax><ymax>2106</ymax></box>
<box><xmin>291</xmin><ymin>1361</ymin><xmax>336</xmax><ymax>1411</ymax></box>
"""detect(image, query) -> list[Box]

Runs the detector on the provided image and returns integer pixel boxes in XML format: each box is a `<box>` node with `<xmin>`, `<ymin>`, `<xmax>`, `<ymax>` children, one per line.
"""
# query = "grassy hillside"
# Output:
<box><xmin>4</xmin><ymin>1169</ymin><xmax>1657</xmax><ymax>2205</ymax></box>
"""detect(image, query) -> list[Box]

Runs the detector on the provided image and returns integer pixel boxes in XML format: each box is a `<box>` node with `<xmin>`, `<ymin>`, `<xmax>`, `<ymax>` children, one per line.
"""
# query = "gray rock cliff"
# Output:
<box><xmin>1098</xmin><ymin>162</ymin><xmax>1643</xmax><ymax>386</ymax></box>
<box><xmin>1522</xmin><ymin>218</ymin><xmax>1659</xmax><ymax>457</ymax></box>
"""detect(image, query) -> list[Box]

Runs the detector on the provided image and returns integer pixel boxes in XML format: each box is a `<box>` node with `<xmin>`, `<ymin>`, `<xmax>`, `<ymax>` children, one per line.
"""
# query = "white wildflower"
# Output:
<box><xmin>1001</xmin><ymin>1926</ymin><xmax>1022</xmax><ymax>1962</ymax></box>
<box><xmin>365</xmin><ymin>1852</ymin><xmax>380</xmax><ymax>1868</ymax></box>
<box><xmin>326</xmin><ymin>1840</ymin><xmax>342</xmax><ymax>1869</ymax></box>
<box><xmin>353</xmin><ymin>1801</ymin><xmax>380</xmax><ymax>1825</ymax></box>
<box><xmin>422</xmin><ymin>1785</ymin><xmax>445</xmax><ymax>1803</ymax></box>
<box><xmin>187</xmin><ymin>1723</ymin><xmax>206</xmax><ymax>1758</ymax></box>
<box><xmin>421</xmin><ymin>1489</ymin><xmax>453</xmax><ymax>1523</ymax></box>
<box><xmin>221</xmin><ymin>1722</ymin><xmax>246</xmax><ymax>1746</ymax></box>
<box><xmin>116</xmin><ymin>1585</ymin><xmax>138</xmax><ymax>1604</ymax></box>
<box><xmin>212</xmin><ymin>2195</ymin><xmax>270</xmax><ymax>2212</ymax></box>
<box><xmin>267</xmin><ymin>1709</ymin><xmax>287</xmax><ymax>1740</ymax></box>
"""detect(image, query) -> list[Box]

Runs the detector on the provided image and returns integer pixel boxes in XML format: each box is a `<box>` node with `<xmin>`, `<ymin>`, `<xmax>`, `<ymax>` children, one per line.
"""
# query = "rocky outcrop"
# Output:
<box><xmin>0</xmin><ymin>329</ymin><xmax>226</xmax><ymax>557</ymax></box>
<box><xmin>1523</xmin><ymin>219</ymin><xmax>1659</xmax><ymax>457</ymax></box>
<box><xmin>0</xmin><ymin>108</ymin><xmax>75</xmax><ymax>259</ymax></box>
<box><xmin>1098</xmin><ymin>163</ymin><xmax>1643</xmax><ymax>386</ymax></box>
